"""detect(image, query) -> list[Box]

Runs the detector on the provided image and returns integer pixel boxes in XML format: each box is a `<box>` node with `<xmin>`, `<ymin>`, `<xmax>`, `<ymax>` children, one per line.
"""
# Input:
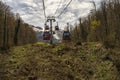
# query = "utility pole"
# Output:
<box><xmin>47</xmin><ymin>16</ymin><xmax>56</xmax><ymax>44</ymax></box>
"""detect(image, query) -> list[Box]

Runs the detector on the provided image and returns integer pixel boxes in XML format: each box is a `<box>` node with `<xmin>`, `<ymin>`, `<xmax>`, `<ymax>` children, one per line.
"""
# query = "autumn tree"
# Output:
<box><xmin>0</xmin><ymin>1</ymin><xmax>37</xmax><ymax>50</ymax></box>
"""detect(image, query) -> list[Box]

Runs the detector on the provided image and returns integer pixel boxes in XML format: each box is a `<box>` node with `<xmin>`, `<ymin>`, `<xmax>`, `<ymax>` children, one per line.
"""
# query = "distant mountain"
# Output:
<box><xmin>35</xmin><ymin>27</ymin><xmax>43</xmax><ymax>30</ymax></box>
<box><xmin>32</xmin><ymin>27</ymin><xmax>43</xmax><ymax>41</ymax></box>
<box><xmin>52</xmin><ymin>30</ymin><xmax>63</xmax><ymax>43</ymax></box>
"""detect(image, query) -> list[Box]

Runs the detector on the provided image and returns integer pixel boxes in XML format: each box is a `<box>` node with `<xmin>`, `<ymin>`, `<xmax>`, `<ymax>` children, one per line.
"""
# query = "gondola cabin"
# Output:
<box><xmin>45</xmin><ymin>25</ymin><xmax>49</xmax><ymax>30</ymax></box>
<box><xmin>43</xmin><ymin>31</ymin><xmax>51</xmax><ymax>40</ymax></box>
<box><xmin>53</xmin><ymin>31</ymin><xmax>55</xmax><ymax>34</ymax></box>
<box><xmin>63</xmin><ymin>31</ymin><xmax>70</xmax><ymax>40</ymax></box>
<box><xmin>55</xmin><ymin>26</ymin><xmax>59</xmax><ymax>30</ymax></box>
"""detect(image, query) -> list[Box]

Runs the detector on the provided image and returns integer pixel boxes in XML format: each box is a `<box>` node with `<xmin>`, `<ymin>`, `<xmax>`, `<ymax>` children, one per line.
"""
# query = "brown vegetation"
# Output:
<box><xmin>71</xmin><ymin>0</ymin><xmax>120</xmax><ymax>48</ymax></box>
<box><xmin>0</xmin><ymin>42</ymin><xmax>120</xmax><ymax>80</ymax></box>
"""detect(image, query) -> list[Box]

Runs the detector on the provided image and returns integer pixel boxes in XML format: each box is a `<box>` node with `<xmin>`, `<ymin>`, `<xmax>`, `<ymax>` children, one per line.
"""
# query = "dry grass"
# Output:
<box><xmin>0</xmin><ymin>42</ymin><xmax>120</xmax><ymax>80</ymax></box>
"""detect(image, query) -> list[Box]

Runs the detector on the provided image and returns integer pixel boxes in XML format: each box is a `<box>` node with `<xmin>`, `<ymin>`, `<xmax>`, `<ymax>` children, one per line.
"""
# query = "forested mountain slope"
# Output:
<box><xmin>0</xmin><ymin>1</ymin><xmax>37</xmax><ymax>50</ymax></box>
<box><xmin>71</xmin><ymin>0</ymin><xmax>120</xmax><ymax>48</ymax></box>
<box><xmin>0</xmin><ymin>0</ymin><xmax>120</xmax><ymax>80</ymax></box>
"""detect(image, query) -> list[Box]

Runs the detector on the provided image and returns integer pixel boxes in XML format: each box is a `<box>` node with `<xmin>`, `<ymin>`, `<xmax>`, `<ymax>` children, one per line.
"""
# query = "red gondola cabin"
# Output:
<box><xmin>43</xmin><ymin>31</ymin><xmax>51</xmax><ymax>40</ymax></box>
<box><xmin>63</xmin><ymin>31</ymin><xmax>70</xmax><ymax>40</ymax></box>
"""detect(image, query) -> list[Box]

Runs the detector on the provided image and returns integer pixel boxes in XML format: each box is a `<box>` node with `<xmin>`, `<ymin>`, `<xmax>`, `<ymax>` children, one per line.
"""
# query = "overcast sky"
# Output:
<box><xmin>2</xmin><ymin>0</ymin><xmax>101</xmax><ymax>29</ymax></box>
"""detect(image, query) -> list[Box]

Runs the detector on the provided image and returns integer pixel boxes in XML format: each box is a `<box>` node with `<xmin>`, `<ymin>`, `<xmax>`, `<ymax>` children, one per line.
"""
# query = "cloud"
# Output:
<box><xmin>2</xmin><ymin>0</ymin><xmax>101</xmax><ymax>29</ymax></box>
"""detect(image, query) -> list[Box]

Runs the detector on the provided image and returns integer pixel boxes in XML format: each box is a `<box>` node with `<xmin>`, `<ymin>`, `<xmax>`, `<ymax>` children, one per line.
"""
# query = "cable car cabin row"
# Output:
<box><xmin>43</xmin><ymin>31</ymin><xmax>51</xmax><ymax>40</ymax></box>
<box><xmin>63</xmin><ymin>31</ymin><xmax>71</xmax><ymax>40</ymax></box>
<box><xmin>45</xmin><ymin>25</ymin><xmax>59</xmax><ymax>31</ymax></box>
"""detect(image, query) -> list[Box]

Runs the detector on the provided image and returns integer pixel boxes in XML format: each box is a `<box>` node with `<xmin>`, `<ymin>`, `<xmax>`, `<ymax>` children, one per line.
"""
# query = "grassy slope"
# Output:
<box><xmin>0</xmin><ymin>42</ymin><xmax>120</xmax><ymax>80</ymax></box>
